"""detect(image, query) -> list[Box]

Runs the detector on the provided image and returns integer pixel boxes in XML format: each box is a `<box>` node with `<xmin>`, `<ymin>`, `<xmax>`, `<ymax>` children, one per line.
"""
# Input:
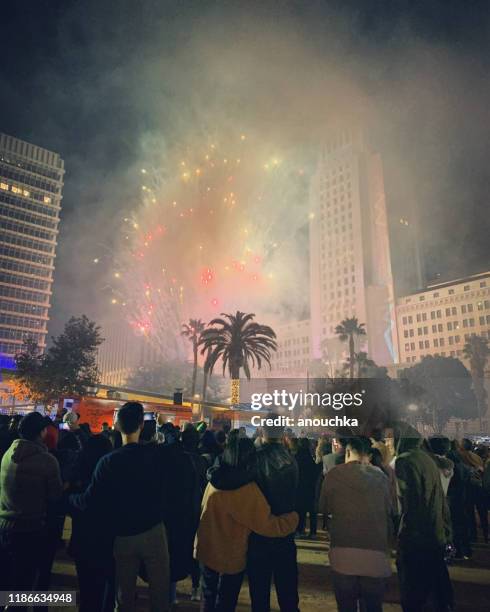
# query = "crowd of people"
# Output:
<box><xmin>0</xmin><ymin>404</ymin><xmax>489</xmax><ymax>612</ymax></box>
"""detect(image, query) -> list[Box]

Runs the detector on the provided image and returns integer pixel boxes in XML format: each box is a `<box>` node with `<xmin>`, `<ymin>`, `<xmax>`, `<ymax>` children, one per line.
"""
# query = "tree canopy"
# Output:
<box><xmin>15</xmin><ymin>315</ymin><xmax>103</xmax><ymax>404</ymax></box>
<box><xmin>199</xmin><ymin>311</ymin><xmax>277</xmax><ymax>380</ymax></box>
<box><xmin>400</xmin><ymin>355</ymin><xmax>478</xmax><ymax>432</ymax></box>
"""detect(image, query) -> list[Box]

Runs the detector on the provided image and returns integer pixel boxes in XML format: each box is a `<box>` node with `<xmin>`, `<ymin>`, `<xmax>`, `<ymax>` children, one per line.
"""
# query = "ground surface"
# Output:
<box><xmin>49</xmin><ymin>520</ymin><xmax>490</xmax><ymax>611</ymax></box>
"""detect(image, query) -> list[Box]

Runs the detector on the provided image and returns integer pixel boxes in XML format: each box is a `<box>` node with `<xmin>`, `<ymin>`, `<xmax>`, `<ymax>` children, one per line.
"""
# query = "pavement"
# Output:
<box><xmin>49</xmin><ymin>521</ymin><xmax>490</xmax><ymax>611</ymax></box>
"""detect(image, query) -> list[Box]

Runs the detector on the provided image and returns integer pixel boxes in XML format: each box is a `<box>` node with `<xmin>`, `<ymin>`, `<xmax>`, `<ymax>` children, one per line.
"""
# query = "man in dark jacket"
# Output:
<box><xmin>395</xmin><ymin>426</ymin><xmax>453</xmax><ymax>612</ymax></box>
<box><xmin>70</xmin><ymin>402</ymin><xmax>171</xmax><ymax>612</ymax></box>
<box><xmin>247</xmin><ymin>416</ymin><xmax>299</xmax><ymax>611</ymax></box>
<box><xmin>0</xmin><ymin>411</ymin><xmax>63</xmax><ymax>595</ymax></box>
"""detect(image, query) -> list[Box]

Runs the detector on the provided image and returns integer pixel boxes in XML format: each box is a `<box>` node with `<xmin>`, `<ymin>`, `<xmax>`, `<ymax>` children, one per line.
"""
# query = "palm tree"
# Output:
<box><xmin>199</xmin><ymin>311</ymin><xmax>277</xmax><ymax>404</ymax></box>
<box><xmin>463</xmin><ymin>334</ymin><xmax>489</xmax><ymax>431</ymax></box>
<box><xmin>335</xmin><ymin>317</ymin><xmax>366</xmax><ymax>379</ymax></box>
<box><xmin>201</xmin><ymin>347</ymin><xmax>212</xmax><ymax>402</ymax></box>
<box><xmin>349</xmin><ymin>351</ymin><xmax>376</xmax><ymax>377</ymax></box>
<box><xmin>181</xmin><ymin>318</ymin><xmax>206</xmax><ymax>399</ymax></box>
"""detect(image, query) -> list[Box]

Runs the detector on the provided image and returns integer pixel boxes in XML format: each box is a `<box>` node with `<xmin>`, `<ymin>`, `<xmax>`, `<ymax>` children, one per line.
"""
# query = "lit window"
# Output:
<box><xmin>43</xmin><ymin>196</ymin><xmax>51</xmax><ymax>204</ymax></box>
<box><xmin>11</xmin><ymin>186</ymin><xmax>21</xmax><ymax>194</ymax></box>
<box><xmin>0</xmin><ymin>183</ymin><xmax>8</xmax><ymax>191</ymax></box>
<box><xmin>23</xmin><ymin>190</ymin><xmax>30</xmax><ymax>197</ymax></box>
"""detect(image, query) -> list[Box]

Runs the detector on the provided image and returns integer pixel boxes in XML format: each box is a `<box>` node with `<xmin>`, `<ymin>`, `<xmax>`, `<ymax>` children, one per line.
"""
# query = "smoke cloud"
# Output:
<box><xmin>1</xmin><ymin>1</ymin><xmax>489</xmax><ymax>342</ymax></box>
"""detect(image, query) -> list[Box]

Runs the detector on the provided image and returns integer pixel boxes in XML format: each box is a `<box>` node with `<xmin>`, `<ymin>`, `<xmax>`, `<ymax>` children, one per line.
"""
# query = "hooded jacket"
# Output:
<box><xmin>0</xmin><ymin>438</ymin><xmax>62</xmax><ymax>532</ymax></box>
<box><xmin>394</xmin><ymin>427</ymin><xmax>451</xmax><ymax>550</ymax></box>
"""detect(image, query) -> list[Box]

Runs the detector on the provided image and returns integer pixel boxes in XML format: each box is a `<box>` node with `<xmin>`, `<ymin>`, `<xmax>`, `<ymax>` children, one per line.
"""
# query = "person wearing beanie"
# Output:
<box><xmin>0</xmin><ymin>411</ymin><xmax>63</xmax><ymax>595</ymax></box>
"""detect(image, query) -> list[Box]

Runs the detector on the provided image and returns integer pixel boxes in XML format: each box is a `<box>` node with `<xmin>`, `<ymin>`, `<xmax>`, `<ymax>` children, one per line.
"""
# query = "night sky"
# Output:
<box><xmin>1</xmin><ymin>0</ymin><xmax>489</xmax><ymax>334</ymax></box>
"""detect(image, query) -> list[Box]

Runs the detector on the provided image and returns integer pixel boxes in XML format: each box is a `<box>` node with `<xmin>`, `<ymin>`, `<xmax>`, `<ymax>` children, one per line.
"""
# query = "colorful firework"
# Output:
<box><xmin>105</xmin><ymin>132</ymin><xmax>310</xmax><ymax>358</ymax></box>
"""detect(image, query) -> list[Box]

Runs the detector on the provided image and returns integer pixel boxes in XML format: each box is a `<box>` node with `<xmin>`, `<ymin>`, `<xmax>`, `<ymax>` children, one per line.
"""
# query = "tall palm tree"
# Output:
<box><xmin>463</xmin><ymin>334</ymin><xmax>489</xmax><ymax>431</ymax></box>
<box><xmin>199</xmin><ymin>311</ymin><xmax>277</xmax><ymax>404</ymax></box>
<box><xmin>335</xmin><ymin>317</ymin><xmax>366</xmax><ymax>379</ymax></box>
<box><xmin>181</xmin><ymin>318</ymin><xmax>206</xmax><ymax>399</ymax></box>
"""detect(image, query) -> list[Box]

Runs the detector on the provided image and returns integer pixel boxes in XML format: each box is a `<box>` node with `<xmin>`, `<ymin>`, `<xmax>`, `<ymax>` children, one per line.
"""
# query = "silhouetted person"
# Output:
<box><xmin>247</xmin><ymin>416</ymin><xmax>299</xmax><ymax>612</ymax></box>
<box><xmin>70</xmin><ymin>402</ymin><xmax>171</xmax><ymax>612</ymax></box>
<box><xmin>0</xmin><ymin>412</ymin><xmax>62</xmax><ymax>600</ymax></box>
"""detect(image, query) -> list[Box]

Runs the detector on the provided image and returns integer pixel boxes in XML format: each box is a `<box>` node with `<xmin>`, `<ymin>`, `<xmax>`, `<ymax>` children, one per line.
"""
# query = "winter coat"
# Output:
<box><xmin>295</xmin><ymin>448</ymin><xmax>321</xmax><ymax>510</ymax></box>
<box><xmin>195</xmin><ymin>479</ymin><xmax>298</xmax><ymax>574</ymax></box>
<box><xmin>163</xmin><ymin>443</ymin><xmax>199</xmax><ymax>582</ymax></box>
<box><xmin>0</xmin><ymin>439</ymin><xmax>62</xmax><ymax>532</ymax></box>
<box><xmin>396</xmin><ymin>446</ymin><xmax>452</xmax><ymax>551</ymax></box>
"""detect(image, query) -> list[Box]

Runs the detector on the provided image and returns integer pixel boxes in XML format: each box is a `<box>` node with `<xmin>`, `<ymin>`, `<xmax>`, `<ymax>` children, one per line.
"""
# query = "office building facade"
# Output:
<box><xmin>396</xmin><ymin>271</ymin><xmax>490</xmax><ymax>365</ymax></box>
<box><xmin>0</xmin><ymin>133</ymin><xmax>64</xmax><ymax>366</ymax></box>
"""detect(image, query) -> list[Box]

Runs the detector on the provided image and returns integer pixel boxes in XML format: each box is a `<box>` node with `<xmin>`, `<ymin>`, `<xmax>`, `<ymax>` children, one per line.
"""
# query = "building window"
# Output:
<box><xmin>480</xmin><ymin>281</ymin><xmax>487</xmax><ymax>288</ymax></box>
<box><xmin>464</xmin><ymin>285</ymin><xmax>470</xmax><ymax>291</ymax></box>
<box><xmin>424</xmin><ymin>340</ymin><xmax>430</xmax><ymax>348</ymax></box>
<box><xmin>461</xmin><ymin>305</ymin><xmax>467</xmax><ymax>314</ymax></box>
<box><xmin>411</xmin><ymin>342</ymin><xmax>415</xmax><ymax>350</ymax></box>
<box><xmin>449</xmin><ymin>289</ymin><xmax>454</xmax><ymax>295</ymax></box>
<box><xmin>419</xmin><ymin>295</ymin><xmax>425</xmax><ymax>301</ymax></box>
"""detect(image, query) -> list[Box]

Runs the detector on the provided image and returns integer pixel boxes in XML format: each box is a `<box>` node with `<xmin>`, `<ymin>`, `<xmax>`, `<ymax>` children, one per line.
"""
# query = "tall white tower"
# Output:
<box><xmin>309</xmin><ymin>129</ymin><xmax>398</xmax><ymax>368</ymax></box>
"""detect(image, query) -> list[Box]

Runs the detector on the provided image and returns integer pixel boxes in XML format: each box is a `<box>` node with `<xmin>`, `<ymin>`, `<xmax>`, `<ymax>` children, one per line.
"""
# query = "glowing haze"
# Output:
<box><xmin>109</xmin><ymin>131</ymin><xmax>310</xmax><ymax>357</ymax></box>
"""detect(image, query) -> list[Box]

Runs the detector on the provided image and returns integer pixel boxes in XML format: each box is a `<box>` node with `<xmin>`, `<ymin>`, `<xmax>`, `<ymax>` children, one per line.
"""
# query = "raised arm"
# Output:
<box><xmin>230</xmin><ymin>483</ymin><xmax>298</xmax><ymax>537</ymax></box>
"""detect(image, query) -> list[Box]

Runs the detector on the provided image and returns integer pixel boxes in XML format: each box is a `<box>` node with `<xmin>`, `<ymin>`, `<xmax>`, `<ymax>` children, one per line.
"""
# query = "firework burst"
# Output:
<box><xmin>105</xmin><ymin>131</ymin><xmax>309</xmax><ymax>359</ymax></box>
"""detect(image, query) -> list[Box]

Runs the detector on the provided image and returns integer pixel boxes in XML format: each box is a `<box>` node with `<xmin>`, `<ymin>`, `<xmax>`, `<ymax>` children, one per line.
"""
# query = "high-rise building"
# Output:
<box><xmin>309</xmin><ymin>129</ymin><xmax>398</xmax><ymax>368</ymax></box>
<box><xmin>0</xmin><ymin>133</ymin><xmax>64</xmax><ymax>367</ymax></box>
